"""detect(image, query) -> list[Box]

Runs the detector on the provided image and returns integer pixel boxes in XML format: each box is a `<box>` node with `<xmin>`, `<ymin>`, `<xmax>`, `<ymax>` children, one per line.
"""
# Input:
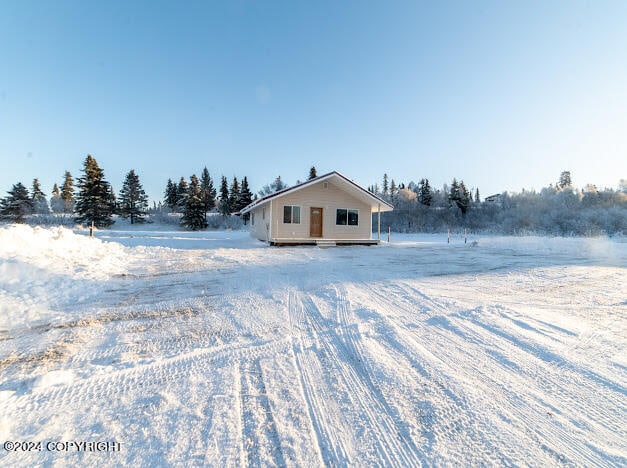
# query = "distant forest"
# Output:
<box><xmin>370</xmin><ymin>171</ymin><xmax>626</xmax><ymax>236</ymax></box>
<box><xmin>1</xmin><ymin>158</ymin><xmax>625</xmax><ymax>235</ymax></box>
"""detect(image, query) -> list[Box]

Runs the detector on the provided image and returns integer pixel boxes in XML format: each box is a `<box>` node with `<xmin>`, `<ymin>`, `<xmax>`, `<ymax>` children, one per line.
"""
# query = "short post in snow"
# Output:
<box><xmin>89</xmin><ymin>221</ymin><xmax>94</xmax><ymax>238</ymax></box>
<box><xmin>464</xmin><ymin>228</ymin><xmax>467</xmax><ymax>244</ymax></box>
<box><xmin>377</xmin><ymin>203</ymin><xmax>381</xmax><ymax>241</ymax></box>
<box><xmin>387</xmin><ymin>226</ymin><xmax>390</xmax><ymax>243</ymax></box>
<box><xmin>447</xmin><ymin>227</ymin><xmax>450</xmax><ymax>244</ymax></box>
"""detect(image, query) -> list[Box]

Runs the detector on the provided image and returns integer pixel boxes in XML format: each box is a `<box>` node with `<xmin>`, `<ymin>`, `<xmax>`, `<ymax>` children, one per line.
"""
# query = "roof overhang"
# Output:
<box><xmin>241</xmin><ymin>171</ymin><xmax>394</xmax><ymax>214</ymax></box>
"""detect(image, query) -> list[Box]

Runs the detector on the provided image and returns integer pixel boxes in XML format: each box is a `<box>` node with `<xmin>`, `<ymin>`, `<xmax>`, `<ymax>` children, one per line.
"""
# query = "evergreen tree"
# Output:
<box><xmin>383</xmin><ymin>173</ymin><xmax>389</xmax><ymax>196</ymax></box>
<box><xmin>449</xmin><ymin>178</ymin><xmax>470</xmax><ymax>215</ymax></box>
<box><xmin>0</xmin><ymin>182</ymin><xmax>33</xmax><ymax>222</ymax></box>
<box><xmin>199</xmin><ymin>167</ymin><xmax>216</xmax><ymax>220</ymax></box>
<box><xmin>475</xmin><ymin>188</ymin><xmax>480</xmax><ymax>203</ymax></box>
<box><xmin>558</xmin><ymin>171</ymin><xmax>572</xmax><ymax>190</ymax></box>
<box><xmin>176</xmin><ymin>177</ymin><xmax>188</xmax><ymax>212</ymax></box>
<box><xmin>219</xmin><ymin>176</ymin><xmax>230</xmax><ymax>215</ymax></box>
<box><xmin>31</xmin><ymin>178</ymin><xmax>50</xmax><ymax>214</ymax></box>
<box><xmin>181</xmin><ymin>174</ymin><xmax>207</xmax><ymax>230</ymax></box>
<box><xmin>239</xmin><ymin>176</ymin><xmax>254</xmax><ymax>224</ymax></box>
<box><xmin>390</xmin><ymin>179</ymin><xmax>397</xmax><ymax>202</ymax></box>
<box><xmin>228</xmin><ymin>176</ymin><xmax>240</xmax><ymax>212</ymax></box>
<box><xmin>61</xmin><ymin>171</ymin><xmax>75</xmax><ymax>213</ymax></box>
<box><xmin>74</xmin><ymin>154</ymin><xmax>115</xmax><ymax>227</ymax></box>
<box><xmin>109</xmin><ymin>185</ymin><xmax>118</xmax><ymax>215</ymax></box>
<box><xmin>308</xmin><ymin>166</ymin><xmax>318</xmax><ymax>180</ymax></box>
<box><xmin>119</xmin><ymin>169</ymin><xmax>149</xmax><ymax>224</ymax></box>
<box><xmin>417</xmin><ymin>178</ymin><xmax>433</xmax><ymax>206</ymax></box>
<box><xmin>164</xmin><ymin>178</ymin><xmax>178</xmax><ymax>210</ymax></box>
<box><xmin>51</xmin><ymin>183</ymin><xmax>64</xmax><ymax>213</ymax></box>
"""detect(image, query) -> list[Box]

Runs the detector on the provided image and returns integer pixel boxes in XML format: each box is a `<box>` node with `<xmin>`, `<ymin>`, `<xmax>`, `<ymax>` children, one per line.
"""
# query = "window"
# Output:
<box><xmin>251</xmin><ymin>212</ymin><xmax>255</xmax><ymax>225</ymax></box>
<box><xmin>336</xmin><ymin>208</ymin><xmax>358</xmax><ymax>226</ymax></box>
<box><xmin>262</xmin><ymin>207</ymin><xmax>266</xmax><ymax>220</ymax></box>
<box><xmin>348</xmin><ymin>209</ymin><xmax>358</xmax><ymax>226</ymax></box>
<box><xmin>283</xmin><ymin>205</ymin><xmax>301</xmax><ymax>224</ymax></box>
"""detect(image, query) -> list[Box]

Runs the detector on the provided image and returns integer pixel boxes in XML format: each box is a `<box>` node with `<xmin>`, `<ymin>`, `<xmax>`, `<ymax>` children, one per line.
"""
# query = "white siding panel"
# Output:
<box><xmin>250</xmin><ymin>205</ymin><xmax>270</xmax><ymax>241</ymax></box>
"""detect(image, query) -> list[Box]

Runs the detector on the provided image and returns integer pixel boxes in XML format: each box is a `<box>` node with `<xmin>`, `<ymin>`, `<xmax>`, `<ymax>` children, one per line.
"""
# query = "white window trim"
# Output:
<box><xmin>336</xmin><ymin>208</ymin><xmax>360</xmax><ymax>226</ymax></box>
<box><xmin>282</xmin><ymin>205</ymin><xmax>302</xmax><ymax>224</ymax></box>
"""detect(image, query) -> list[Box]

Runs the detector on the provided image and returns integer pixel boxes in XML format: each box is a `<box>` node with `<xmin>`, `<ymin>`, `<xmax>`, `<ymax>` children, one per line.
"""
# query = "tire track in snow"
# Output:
<box><xmin>369</xmin><ymin>281</ymin><xmax>577</xmax><ymax>463</ymax></box>
<box><xmin>363</xmin><ymin>280</ymin><xmax>623</xmax><ymax>466</ymax></box>
<box><xmin>291</xmin><ymin>289</ymin><xmax>422</xmax><ymax>466</ymax></box>
<box><xmin>237</xmin><ymin>358</ymin><xmax>286</xmax><ymax>468</ymax></box>
<box><xmin>356</xmin><ymin>282</ymin><xmax>527</xmax><ymax>464</ymax></box>
<box><xmin>287</xmin><ymin>290</ymin><xmax>351</xmax><ymax>466</ymax></box>
<box><xmin>331</xmin><ymin>283</ymin><xmax>426</xmax><ymax>460</ymax></box>
<box><xmin>4</xmin><ymin>338</ymin><xmax>291</xmax><ymax>415</ymax></box>
<box><xmin>392</xmin><ymin>279</ymin><xmax>627</xmax><ymax>459</ymax></box>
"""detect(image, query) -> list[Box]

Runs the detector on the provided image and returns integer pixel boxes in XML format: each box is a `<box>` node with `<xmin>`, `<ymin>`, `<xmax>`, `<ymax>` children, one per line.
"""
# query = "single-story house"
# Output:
<box><xmin>240</xmin><ymin>171</ymin><xmax>394</xmax><ymax>246</ymax></box>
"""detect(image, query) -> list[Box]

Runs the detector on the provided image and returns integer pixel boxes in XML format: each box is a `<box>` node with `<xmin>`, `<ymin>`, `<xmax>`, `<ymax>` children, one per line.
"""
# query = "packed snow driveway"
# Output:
<box><xmin>0</xmin><ymin>225</ymin><xmax>625</xmax><ymax>466</ymax></box>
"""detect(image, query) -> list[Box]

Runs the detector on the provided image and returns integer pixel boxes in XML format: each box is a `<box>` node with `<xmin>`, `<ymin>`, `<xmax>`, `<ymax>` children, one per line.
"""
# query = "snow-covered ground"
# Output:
<box><xmin>1</xmin><ymin>224</ymin><xmax>625</xmax><ymax>466</ymax></box>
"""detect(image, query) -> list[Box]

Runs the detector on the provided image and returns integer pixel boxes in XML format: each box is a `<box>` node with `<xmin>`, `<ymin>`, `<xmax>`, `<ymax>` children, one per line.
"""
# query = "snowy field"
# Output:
<box><xmin>0</xmin><ymin>224</ymin><xmax>626</xmax><ymax>466</ymax></box>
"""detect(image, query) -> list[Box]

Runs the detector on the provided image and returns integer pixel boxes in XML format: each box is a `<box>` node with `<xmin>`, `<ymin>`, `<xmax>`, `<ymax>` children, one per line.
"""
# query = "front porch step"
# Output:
<box><xmin>315</xmin><ymin>240</ymin><xmax>337</xmax><ymax>247</ymax></box>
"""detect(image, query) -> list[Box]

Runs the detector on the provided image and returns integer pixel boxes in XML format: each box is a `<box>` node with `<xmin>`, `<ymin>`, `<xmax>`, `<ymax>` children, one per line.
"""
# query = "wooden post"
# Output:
<box><xmin>447</xmin><ymin>227</ymin><xmax>450</xmax><ymax>244</ymax></box>
<box><xmin>89</xmin><ymin>220</ymin><xmax>94</xmax><ymax>238</ymax></box>
<box><xmin>377</xmin><ymin>204</ymin><xmax>381</xmax><ymax>241</ymax></box>
<box><xmin>387</xmin><ymin>226</ymin><xmax>390</xmax><ymax>243</ymax></box>
<box><xmin>464</xmin><ymin>228</ymin><xmax>467</xmax><ymax>244</ymax></box>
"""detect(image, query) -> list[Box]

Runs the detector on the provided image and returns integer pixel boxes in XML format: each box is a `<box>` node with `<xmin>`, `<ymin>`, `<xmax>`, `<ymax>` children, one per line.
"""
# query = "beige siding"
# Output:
<box><xmin>270</xmin><ymin>180</ymin><xmax>373</xmax><ymax>240</ymax></box>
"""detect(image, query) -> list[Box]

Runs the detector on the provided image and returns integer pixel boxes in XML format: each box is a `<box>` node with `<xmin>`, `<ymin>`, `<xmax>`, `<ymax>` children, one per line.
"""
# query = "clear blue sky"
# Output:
<box><xmin>1</xmin><ymin>0</ymin><xmax>626</xmax><ymax>203</ymax></box>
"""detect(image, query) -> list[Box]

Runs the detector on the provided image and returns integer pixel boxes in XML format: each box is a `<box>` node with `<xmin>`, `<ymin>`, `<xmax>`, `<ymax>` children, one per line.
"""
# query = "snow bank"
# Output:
<box><xmin>0</xmin><ymin>224</ymin><xmax>129</xmax><ymax>280</ymax></box>
<box><xmin>0</xmin><ymin>225</ymin><xmax>131</xmax><ymax>331</ymax></box>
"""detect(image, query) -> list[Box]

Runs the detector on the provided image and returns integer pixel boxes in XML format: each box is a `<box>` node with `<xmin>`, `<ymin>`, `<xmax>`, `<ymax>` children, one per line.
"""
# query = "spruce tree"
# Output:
<box><xmin>74</xmin><ymin>154</ymin><xmax>115</xmax><ymax>227</ymax></box>
<box><xmin>61</xmin><ymin>171</ymin><xmax>75</xmax><ymax>213</ymax></box>
<box><xmin>218</xmin><ymin>176</ymin><xmax>230</xmax><ymax>215</ymax></box>
<box><xmin>51</xmin><ymin>183</ymin><xmax>64</xmax><ymax>213</ymax></box>
<box><xmin>228</xmin><ymin>176</ymin><xmax>240</xmax><ymax>212</ymax></box>
<box><xmin>180</xmin><ymin>174</ymin><xmax>207</xmax><ymax>230</ymax></box>
<box><xmin>308</xmin><ymin>166</ymin><xmax>317</xmax><ymax>180</ymax></box>
<box><xmin>0</xmin><ymin>182</ymin><xmax>33</xmax><ymax>222</ymax></box>
<box><xmin>164</xmin><ymin>178</ymin><xmax>178</xmax><ymax>210</ymax></box>
<box><xmin>449</xmin><ymin>178</ymin><xmax>470</xmax><ymax>215</ymax></box>
<box><xmin>383</xmin><ymin>173</ymin><xmax>389</xmax><ymax>196</ymax></box>
<box><xmin>475</xmin><ymin>188</ymin><xmax>480</xmax><ymax>203</ymax></box>
<box><xmin>558</xmin><ymin>171</ymin><xmax>572</xmax><ymax>190</ymax></box>
<box><xmin>200</xmin><ymin>167</ymin><xmax>216</xmax><ymax>219</ymax></box>
<box><xmin>119</xmin><ymin>169</ymin><xmax>149</xmax><ymax>224</ymax></box>
<box><xmin>176</xmin><ymin>177</ymin><xmax>188</xmax><ymax>212</ymax></box>
<box><xmin>31</xmin><ymin>178</ymin><xmax>50</xmax><ymax>214</ymax></box>
<box><xmin>239</xmin><ymin>176</ymin><xmax>253</xmax><ymax>223</ymax></box>
<box><xmin>109</xmin><ymin>185</ymin><xmax>118</xmax><ymax>215</ymax></box>
<box><xmin>418</xmin><ymin>178</ymin><xmax>433</xmax><ymax>206</ymax></box>
<box><xmin>390</xmin><ymin>179</ymin><xmax>397</xmax><ymax>202</ymax></box>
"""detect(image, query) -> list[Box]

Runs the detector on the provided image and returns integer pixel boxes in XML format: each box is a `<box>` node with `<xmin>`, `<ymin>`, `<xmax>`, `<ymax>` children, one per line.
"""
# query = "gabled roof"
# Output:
<box><xmin>240</xmin><ymin>171</ymin><xmax>394</xmax><ymax>214</ymax></box>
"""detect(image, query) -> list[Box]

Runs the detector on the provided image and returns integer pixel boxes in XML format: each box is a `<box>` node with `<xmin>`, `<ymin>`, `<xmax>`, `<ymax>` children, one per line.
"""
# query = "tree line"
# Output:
<box><xmin>162</xmin><ymin>171</ymin><xmax>254</xmax><ymax>229</ymax></box>
<box><xmin>1</xmin><ymin>155</ymin><xmax>149</xmax><ymax>228</ymax></box>
<box><xmin>0</xmin><ymin>154</ymin><xmax>271</xmax><ymax>231</ymax></box>
<box><xmin>370</xmin><ymin>171</ymin><xmax>627</xmax><ymax>235</ymax></box>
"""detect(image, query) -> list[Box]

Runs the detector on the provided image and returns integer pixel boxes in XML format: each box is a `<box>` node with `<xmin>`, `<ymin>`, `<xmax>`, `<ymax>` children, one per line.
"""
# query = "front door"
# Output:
<box><xmin>310</xmin><ymin>207</ymin><xmax>323</xmax><ymax>237</ymax></box>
